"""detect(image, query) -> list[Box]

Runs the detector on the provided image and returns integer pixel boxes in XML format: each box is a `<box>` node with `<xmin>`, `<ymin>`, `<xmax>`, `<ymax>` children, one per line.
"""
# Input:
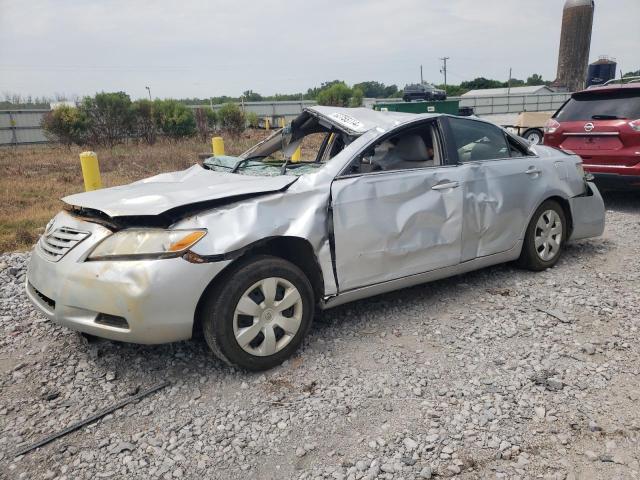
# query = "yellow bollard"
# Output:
<box><xmin>79</xmin><ymin>151</ymin><xmax>102</xmax><ymax>191</ymax></box>
<box><xmin>291</xmin><ymin>146</ymin><xmax>301</xmax><ymax>163</ymax></box>
<box><xmin>264</xmin><ymin>118</ymin><xmax>270</xmax><ymax>131</ymax></box>
<box><xmin>279</xmin><ymin>118</ymin><xmax>285</xmax><ymax>129</ymax></box>
<box><xmin>211</xmin><ymin>136</ymin><xmax>225</xmax><ymax>156</ymax></box>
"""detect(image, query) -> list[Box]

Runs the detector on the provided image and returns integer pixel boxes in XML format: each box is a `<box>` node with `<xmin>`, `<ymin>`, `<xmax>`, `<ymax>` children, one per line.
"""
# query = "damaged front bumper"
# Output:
<box><xmin>25</xmin><ymin>211</ymin><xmax>230</xmax><ymax>344</ymax></box>
<box><xmin>569</xmin><ymin>181</ymin><xmax>605</xmax><ymax>241</ymax></box>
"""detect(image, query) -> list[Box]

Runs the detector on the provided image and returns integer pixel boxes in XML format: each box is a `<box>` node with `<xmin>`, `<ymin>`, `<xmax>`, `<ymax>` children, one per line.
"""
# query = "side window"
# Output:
<box><xmin>448</xmin><ymin>117</ymin><xmax>510</xmax><ymax>162</ymax></box>
<box><xmin>506</xmin><ymin>134</ymin><xmax>528</xmax><ymax>157</ymax></box>
<box><xmin>347</xmin><ymin>123</ymin><xmax>442</xmax><ymax>175</ymax></box>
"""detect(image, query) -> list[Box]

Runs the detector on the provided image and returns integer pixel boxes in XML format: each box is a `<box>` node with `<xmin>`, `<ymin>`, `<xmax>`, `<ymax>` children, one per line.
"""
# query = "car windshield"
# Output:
<box><xmin>203</xmin><ymin>113</ymin><xmax>354</xmax><ymax>176</ymax></box>
<box><xmin>555</xmin><ymin>90</ymin><xmax>640</xmax><ymax>121</ymax></box>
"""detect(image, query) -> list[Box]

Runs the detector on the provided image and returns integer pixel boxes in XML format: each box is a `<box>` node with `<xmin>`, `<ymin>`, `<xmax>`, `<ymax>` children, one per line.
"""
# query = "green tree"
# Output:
<box><xmin>152</xmin><ymin>99</ymin><xmax>196</xmax><ymax>139</ymax></box>
<box><xmin>131</xmin><ymin>99</ymin><xmax>156</xmax><ymax>145</ymax></box>
<box><xmin>526</xmin><ymin>73</ymin><xmax>547</xmax><ymax>86</ymax></box>
<box><xmin>242</xmin><ymin>90</ymin><xmax>263</xmax><ymax>102</ymax></box>
<box><xmin>81</xmin><ymin>91</ymin><xmax>134</xmax><ymax>146</ymax></box>
<box><xmin>246</xmin><ymin>111</ymin><xmax>259</xmax><ymax>128</ymax></box>
<box><xmin>317</xmin><ymin>82</ymin><xmax>355</xmax><ymax>107</ymax></box>
<box><xmin>41</xmin><ymin>105</ymin><xmax>88</xmax><ymax>146</ymax></box>
<box><xmin>624</xmin><ymin>69</ymin><xmax>640</xmax><ymax>77</ymax></box>
<box><xmin>459</xmin><ymin>77</ymin><xmax>504</xmax><ymax>91</ymax></box>
<box><xmin>218</xmin><ymin>103</ymin><xmax>246</xmax><ymax>135</ymax></box>
<box><xmin>349</xmin><ymin>87</ymin><xmax>364</xmax><ymax>107</ymax></box>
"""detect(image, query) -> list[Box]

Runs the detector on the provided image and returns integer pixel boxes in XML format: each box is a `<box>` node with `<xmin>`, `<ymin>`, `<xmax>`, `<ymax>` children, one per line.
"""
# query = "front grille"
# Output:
<box><xmin>38</xmin><ymin>226</ymin><xmax>90</xmax><ymax>262</ymax></box>
<box><xmin>30</xmin><ymin>283</ymin><xmax>56</xmax><ymax>310</ymax></box>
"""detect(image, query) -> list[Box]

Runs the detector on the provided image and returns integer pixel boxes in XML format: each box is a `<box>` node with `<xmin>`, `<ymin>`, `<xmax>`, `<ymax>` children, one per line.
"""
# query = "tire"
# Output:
<box><xmin>201</xmin><ymin>255</ymin><xmax>314</xmax><ymax>371</ymax></box>
<box><xmin>522</xmin><ymin>128</ymin><xmax>544</xmax><ymax>145</ymax></box>
<box><xmin>517</xmin><ymin>200</ymin><xmax>566</xmax><ymax>271</ymax></box>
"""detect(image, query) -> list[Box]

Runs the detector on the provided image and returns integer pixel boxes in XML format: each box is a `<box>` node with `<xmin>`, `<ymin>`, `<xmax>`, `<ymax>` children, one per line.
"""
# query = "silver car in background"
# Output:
<box><xmin>26</xmin><ymin>107</ymin><xmax>605</xmax><ymax>370</ymax></box>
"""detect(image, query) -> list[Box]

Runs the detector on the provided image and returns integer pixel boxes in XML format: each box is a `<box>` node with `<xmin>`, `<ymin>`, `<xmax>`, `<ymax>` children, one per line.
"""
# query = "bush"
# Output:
<box><xmin>152</xmin><ymin>99</ymin><xmax>196</xmax><ymax>139</ymax></box>
<box><xmin>317</xmin><ymin>82</ymin><xmax>364</xmax><ymax>107</ymax></box>
<box><xmin>218</xmin><ymin>103</ymin><xmax>245</xmax><ymax>135</ymax></box>
<box><xmin>131</xmin><ymin>99</ymin><xmax>156</xmax><ymax>145</ymax></box>
<box><xmin>194</xmin><ymin>107</ymin><xmax>217</xmax><ymax>141</ymax></box>
<box><xmin>41</xmin><ymin>105</ymin><xmax>88</xmax><ymax>146</ymax></box>
<box><xmin>81</xmin><ymin>91</ymin><xmax>134</xmax><ymax>147</ymax></box>
<box><xmin>246</xmin><ymin>111</ymin><xmax>259</xmax><ymax>128</ymax></box>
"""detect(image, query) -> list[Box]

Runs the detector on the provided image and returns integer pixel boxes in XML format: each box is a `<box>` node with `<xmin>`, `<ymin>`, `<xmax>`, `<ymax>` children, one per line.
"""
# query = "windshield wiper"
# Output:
<box><xmin>591</xmin><ymin>114</ymin><xmax>625</xmax><ymax>120</ymax></box>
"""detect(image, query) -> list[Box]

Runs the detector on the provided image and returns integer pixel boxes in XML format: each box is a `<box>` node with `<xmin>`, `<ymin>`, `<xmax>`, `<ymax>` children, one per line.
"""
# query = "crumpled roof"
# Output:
<box><xmin>305</xmin><ymin>106</ymin><xmax>430</xmax><ymax>135</ymax></box>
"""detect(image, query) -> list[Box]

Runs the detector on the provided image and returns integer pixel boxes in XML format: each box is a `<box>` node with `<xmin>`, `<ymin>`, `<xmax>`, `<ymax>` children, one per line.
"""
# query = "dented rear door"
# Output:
<box><xmin>458</xmin><ymin>157</ymin><xmax>543</xmax><ymax>261</ymax></box>
<box><xmin>330</xmin><ymin>167</ymin><xmax>463</xmax><ymax>292</ymax></box>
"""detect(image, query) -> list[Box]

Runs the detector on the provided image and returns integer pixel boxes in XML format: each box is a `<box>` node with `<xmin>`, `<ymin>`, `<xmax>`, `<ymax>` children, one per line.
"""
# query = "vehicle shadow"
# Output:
<box><xmin>601</xmin><ymin>189</ymin><xmax>640</xmax><ymax>213</ymax></box>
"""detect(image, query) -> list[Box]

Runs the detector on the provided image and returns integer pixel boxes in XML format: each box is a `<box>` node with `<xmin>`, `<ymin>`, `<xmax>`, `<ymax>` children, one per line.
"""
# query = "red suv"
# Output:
<box><xmin>544</xmin><ymin>80</ymin><xmax>640</xmax><ymax>188</ymax></box>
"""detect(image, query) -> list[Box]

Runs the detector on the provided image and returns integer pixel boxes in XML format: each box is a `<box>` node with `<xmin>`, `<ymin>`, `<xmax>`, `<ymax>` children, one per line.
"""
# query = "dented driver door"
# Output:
<box><xmin>330</xmin><ymin>167</ymin><xmax>464</xmax><ymax>292</ymax></box>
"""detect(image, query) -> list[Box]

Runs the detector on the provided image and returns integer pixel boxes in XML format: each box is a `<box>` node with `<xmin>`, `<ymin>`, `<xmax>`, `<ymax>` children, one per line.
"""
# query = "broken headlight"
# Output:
<box><xmin>87</xmin><ymin>229</ymin><xmax>207</xmax><ymax>260</ymax></box>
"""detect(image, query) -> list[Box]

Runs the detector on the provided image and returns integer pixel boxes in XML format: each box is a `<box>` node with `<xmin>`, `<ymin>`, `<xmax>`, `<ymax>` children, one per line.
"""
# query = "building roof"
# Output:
<box><xmin>461</xmin><ymin>85</ymin><xmax>554</xmax><ymax>97</ymax></box>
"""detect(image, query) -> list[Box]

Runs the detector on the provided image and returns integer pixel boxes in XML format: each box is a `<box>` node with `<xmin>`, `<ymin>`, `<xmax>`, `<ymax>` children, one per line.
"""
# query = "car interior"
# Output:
<box><xmin>349</xmin><ymin>122</ymin><xmax>442</xmax><ymax>174</ymax></box>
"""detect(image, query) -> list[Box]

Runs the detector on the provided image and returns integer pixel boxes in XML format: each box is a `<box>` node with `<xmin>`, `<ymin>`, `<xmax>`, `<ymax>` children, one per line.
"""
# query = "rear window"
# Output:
<box><xmin>555</xmin><ymin>90</ymin><xmax>640</xmax><ymax>121</ymax></box>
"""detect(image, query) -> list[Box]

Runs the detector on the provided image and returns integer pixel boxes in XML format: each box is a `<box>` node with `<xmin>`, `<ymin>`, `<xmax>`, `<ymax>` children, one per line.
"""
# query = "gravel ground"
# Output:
<box><xmin>1</xmin><ymin>192</ymin><xmax>639</xmax><ymax>480</ymax></box>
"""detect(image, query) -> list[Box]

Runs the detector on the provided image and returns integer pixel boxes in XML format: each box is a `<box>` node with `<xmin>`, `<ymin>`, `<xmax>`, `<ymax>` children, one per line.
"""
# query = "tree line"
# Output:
<box><xmin>42</xmin><ymin>92</ymin><xmax>253</xmax><ymax>147</ymax></box>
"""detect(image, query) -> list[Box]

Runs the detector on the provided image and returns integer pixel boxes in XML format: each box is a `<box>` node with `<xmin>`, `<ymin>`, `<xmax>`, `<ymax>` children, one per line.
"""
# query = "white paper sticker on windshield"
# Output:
<box><xmin>329</xmin><ymin>113</ymin><xmax>366</xmax><ymax>132</ymax></box>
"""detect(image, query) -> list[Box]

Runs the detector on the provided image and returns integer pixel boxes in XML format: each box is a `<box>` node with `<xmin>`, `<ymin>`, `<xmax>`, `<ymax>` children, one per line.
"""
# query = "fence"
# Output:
<box><xmin>0</xmin><ymin>110</ymin><xmax>49</xmax><ymax>146</ymax></box>
<box><xmin>189</xmin><ymin>100</ymin><xmax>317</xmax><ymax>126</ymax></box>
<box><xmin>456</xmin><ymin>92</ymin><xmax>572</xmax><ymax>115</ymax></box>
<box><xmin>1</xmin><ymin>94</ymin><xmax>573</xmax><ymax>146</ymax></box>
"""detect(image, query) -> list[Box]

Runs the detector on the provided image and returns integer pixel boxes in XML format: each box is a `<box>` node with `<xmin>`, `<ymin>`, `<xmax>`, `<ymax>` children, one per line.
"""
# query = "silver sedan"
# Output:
<box><xmin>26</xmin><ymin>107</ymin><xmax>605</xmax><ymax>370</ymax></box>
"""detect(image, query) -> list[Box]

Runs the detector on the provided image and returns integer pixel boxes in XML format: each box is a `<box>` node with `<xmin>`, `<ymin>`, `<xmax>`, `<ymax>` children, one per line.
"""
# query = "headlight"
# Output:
<box><xmin>88</xmin><ymin>229</ymin><xmax>207</xmax><ymax>260</ymax></box>
<box><xmin>575</xmin><ymin>162</ymin><xmax>585</xmax><ymax>177</ymax></box>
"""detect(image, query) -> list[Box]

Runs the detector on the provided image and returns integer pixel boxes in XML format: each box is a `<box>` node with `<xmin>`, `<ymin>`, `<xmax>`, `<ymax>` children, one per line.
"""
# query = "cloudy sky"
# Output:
<box><xmin>1</xmin><ymin>0</ymin><xmax>638</xmax><ymax>100</ymax></box>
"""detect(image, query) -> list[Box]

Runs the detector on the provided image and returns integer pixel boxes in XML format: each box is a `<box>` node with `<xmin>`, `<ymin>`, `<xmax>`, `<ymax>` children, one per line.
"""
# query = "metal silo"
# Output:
<box><xmin>554</xmin><ymin>0</ymin><xmax>595</xmax><ymax>92</ymax></box>
<box><xmin>587</xmin><ymin>56</ymin><xmax>617</xmax><ymax>87</ymax></box>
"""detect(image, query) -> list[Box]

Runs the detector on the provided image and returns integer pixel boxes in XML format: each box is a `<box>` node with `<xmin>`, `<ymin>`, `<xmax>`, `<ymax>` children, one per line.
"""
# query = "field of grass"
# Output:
<box><xmin>0</xmin><ymin>131</ymin><xmax>270</xmax><ymax>252</ymax></box>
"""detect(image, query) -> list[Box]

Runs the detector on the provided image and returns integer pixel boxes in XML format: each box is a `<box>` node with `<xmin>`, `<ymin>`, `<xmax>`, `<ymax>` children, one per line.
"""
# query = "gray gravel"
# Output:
<box><xmin>1</xmin><ymin>192</ymin><xmax>640</xmax><ymax>480</ymax></box>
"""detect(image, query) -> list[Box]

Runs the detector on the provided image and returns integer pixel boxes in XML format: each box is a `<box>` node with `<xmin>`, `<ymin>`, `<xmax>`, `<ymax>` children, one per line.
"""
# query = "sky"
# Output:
<box><xmin>0</xmin><ymin>0</ymin><xmax>638</xmax><ymax>100</ymax></box>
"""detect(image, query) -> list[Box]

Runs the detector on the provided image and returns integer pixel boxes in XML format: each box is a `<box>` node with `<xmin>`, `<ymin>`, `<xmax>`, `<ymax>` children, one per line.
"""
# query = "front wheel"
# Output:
<box><xmin>517</xmin><ymin>200</ymin><xmax>566</xmax><ymax>271</ymax></box>
<box><xmin>201</xmin><ymin>255</ymin><xmax>314</xmax><ymax>371</ymax></box>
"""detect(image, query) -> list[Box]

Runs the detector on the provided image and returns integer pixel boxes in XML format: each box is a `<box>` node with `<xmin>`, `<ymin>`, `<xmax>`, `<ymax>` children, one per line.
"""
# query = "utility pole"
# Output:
<box><xmin>420</xmin><ymin>65</ymin><xmax>424</xmax><ymax>85</ymax></box>
<box><xmin>145</xmin><ymin>86</ymin><xmax>151</xmax><ymax>101</ymax></box>
<box><xmin>507</xmin><ymin>68</ymin><xmax>512</xmax><ymax>95</ymax></box>
<box><xmin>439</xmin><ymin>57</ymin><xmax>450</xmax><ymax>93</ymax></box>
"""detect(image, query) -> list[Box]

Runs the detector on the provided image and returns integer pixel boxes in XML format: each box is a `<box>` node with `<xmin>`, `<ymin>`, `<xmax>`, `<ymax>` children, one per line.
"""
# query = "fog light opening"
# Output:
<box><xmin>95</xmin><ymin>313</ymin><xmax>129</xmax><ymax>329</ymax></box>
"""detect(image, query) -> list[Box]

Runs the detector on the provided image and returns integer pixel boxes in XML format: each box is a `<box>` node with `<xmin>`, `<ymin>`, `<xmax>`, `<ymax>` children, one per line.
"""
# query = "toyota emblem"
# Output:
<box><xmin>584</xmin><ymin>122</ymin><xmax>595</xmax><ymax>132</ymax></box>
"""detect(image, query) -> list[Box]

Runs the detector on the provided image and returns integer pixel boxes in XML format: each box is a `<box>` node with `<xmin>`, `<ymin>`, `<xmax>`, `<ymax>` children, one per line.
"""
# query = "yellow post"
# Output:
<box><xmin>291</xmin><ymin>146</ymin><xmax>301</xmax><ymax>163</ymax></box>
<box><xmin>79</xmin><ymin>151</ymin><xmax>102</xmax><ymax>191</ymax></box>
<box><xmin>264</xmin><ymin>118</ymin><xmax>270</xmax><ymax>131</ymax></box>
<box><xmin>211</xmin><ymin>136</ymin><xmax>225</xmax><ymax>156</ymax></box>
<box><xmin>279</xmin><ymin>118</ymin><xmax>285</xmax><ymax>129</ymax></box>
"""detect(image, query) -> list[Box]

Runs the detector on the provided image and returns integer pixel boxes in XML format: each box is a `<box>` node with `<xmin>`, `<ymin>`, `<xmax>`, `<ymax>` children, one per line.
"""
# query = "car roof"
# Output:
<box><xmin>576</xmin><ymin>82</ymin><xmax>640</xmax><ymax>95</ymax></box>
<box><xmin>305</xmin><ymin>106</ymin><xmax>438</xmax><ymax>135</ymax></box>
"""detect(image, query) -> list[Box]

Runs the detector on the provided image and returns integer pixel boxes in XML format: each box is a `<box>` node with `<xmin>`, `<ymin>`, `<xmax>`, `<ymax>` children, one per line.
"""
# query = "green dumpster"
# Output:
<box><xmin>373</xmin><ymin>100</ymin><xmax>460</xmax><ymax>115</ymax></box>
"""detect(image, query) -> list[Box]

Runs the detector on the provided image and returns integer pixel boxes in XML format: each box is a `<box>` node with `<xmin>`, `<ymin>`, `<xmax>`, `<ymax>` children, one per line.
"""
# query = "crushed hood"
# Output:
<box><xmin>63</xmin><ymin>164</ymin><xmax>297</xmax><ymax>217</ymax></box>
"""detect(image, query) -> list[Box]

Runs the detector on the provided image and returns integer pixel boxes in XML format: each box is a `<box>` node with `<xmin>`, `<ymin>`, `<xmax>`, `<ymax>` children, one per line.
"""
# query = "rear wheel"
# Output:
<box><xmin>518</xmin><ymin>200</ymin><xmax>566</xmax><ymax>271</ymax></box>
<box><xmin>202</xmin><ymin>255</ymin><xmax>314</xmax><ymax>371</ymax></box>
<box><xmin>522</xmin><ymin>128</ymin><xmax>544</xmax><ymax>145</ymax></box>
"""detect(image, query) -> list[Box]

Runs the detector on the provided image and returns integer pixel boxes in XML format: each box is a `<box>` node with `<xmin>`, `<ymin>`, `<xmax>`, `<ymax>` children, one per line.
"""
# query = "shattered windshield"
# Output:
<box><xmin>203</xmin><ymin>111</ymin><xmax>356</xmax><ymax>176</ymax></box>
<box><xmin>203</xmin><ymin>155</ymin><xmax>322</xmax><ymax>177</ymax></box>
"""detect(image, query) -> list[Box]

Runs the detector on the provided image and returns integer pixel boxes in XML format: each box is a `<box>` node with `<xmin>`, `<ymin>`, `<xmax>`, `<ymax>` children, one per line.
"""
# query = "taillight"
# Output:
<box><xmin>629</xmin><ymin>119</ymin><xmax>640</xmax><ymax>131</ymax></box>
<box><xmin>544</xmin><ymin>119</ymin><xmax>560</xmax><ymax>134</ymax></box>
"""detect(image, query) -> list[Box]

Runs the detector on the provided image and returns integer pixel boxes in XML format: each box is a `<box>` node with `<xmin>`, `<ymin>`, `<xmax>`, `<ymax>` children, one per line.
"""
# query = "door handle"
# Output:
<box><xmin>525</xmin><ymin>167</ymin><xmax>542</xmax><ymax>175</ymax></box>
<box><xmin>431</xmin><ymin>181</ymin><xmax>459</xmax><ymax>191</ymax></box>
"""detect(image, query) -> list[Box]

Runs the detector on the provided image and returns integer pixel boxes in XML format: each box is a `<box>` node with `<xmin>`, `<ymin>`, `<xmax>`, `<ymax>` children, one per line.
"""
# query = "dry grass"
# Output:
<box><xmin>0</xmin><ymin>130</ymin><xmax>270</xmax><ymax>252</ymax></box>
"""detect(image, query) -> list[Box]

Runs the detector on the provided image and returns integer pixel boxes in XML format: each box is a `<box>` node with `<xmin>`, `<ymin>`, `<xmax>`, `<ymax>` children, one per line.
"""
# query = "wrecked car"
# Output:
<box><xmin>26</xmin><ymin>106</ymin><xmax>605</xmax><ymax>370</ymax></box>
